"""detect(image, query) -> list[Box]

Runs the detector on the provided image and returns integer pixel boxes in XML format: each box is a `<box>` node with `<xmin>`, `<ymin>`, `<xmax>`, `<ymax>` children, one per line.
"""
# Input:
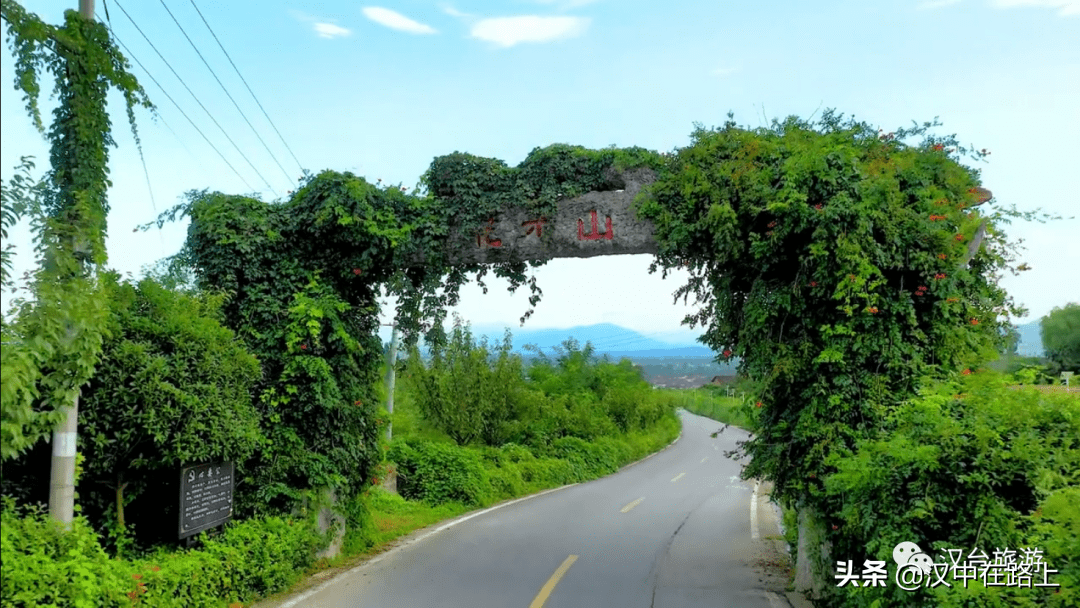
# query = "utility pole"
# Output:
<box><xmin>385</xmin><ymin>323</ymin><xmax>399</xmax><ymax>442</ymax></box>
<box><xmin>47</xmin><ymin>0</ymin><xmax>94</xmax><ymax>529</ymax></box>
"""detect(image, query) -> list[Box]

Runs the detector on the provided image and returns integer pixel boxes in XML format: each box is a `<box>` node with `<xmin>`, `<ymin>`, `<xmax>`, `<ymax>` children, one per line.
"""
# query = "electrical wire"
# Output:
<box><xmin>107</xmin><ymin>22</ymin><xmax>257</xmax><ymax>193</ymax></box>
<box><xmin>158</xmin><ymin>0</ymin><xmax>294</xmax><ymax>186</ymax></box>
<box><xmin>113</xmin><ymin>0</ymin><xmax>278</xmax><ymax>197</ymax></box>
<box><xmin>188</xmin><ymin>0</ymin><xmax>306</xmax><ymax>176</ymax></box>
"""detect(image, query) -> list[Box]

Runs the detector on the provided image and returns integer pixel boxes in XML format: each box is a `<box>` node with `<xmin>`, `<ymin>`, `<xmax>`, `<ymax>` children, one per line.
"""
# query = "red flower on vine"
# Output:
<box><xmin>767</xmin><ymin>221</ymin><xmax>777</xmax><ymax>228</ymax></box>
<box><xmin>354</xmin><ymin>400</ymin><xmax>362</xmax><ymax>406</ymax></box>
<box><xmin>353</xmin><ymin>268</ymin><xmax>363</xmax><ymax>275</ymax></box>
<box><xmin>970</xmin><ymin>318</ymin><xmax>979</xmax><ymax>325</ymax></box>
<box><xmin>938</xmin><ymin>253</ymin><xmax>946</xmax><ymax>260</ymax></box>
<box><xmin>962</xmin><ymin>369</ymin><xmax>972</xmax><ymax>375</ymax></box>
<box><xmin>300</xmin><ymin>344</ymin><xmax>307</xmax><ymax>350</ymax></box>
<box><xmin>934</xmin><ymin>273</ymin><xmax>946</xmax><ymax>280</ymax></box>
<box><xmin>810</xmin><ymin>281</ymin><xmax>818</xmax><ymax>287</ymax></box>
<box><xmin>814</xmin><ymin>204</ymin><xmax>823</xmax><ymax>210</ymax></box>
<box><xmin>723</xmin><ymin>349</ymin><xmax>732</xmax><ymax>357</ymax></box>
<box><xmin>756</xmin><ymin>401</ymin><xmax>763</xmax><ymax>408</ymax></box>
<box><xmin>932</xmin><ymin>144</ymin><xmax>944</xmax><ymax>152</ymax></box>
<box><xmin>867</xmin><ymin>307</ymin><xmax>879</xmax><ymax>314</ymax></box>
<box><xmin>955</xmin><ymin>234</ymin><xmax>964</xmax><ymax>241</ymax></box>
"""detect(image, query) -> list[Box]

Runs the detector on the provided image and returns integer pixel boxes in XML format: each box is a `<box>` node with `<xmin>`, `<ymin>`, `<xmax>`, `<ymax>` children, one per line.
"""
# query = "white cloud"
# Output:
<box><xmin>917</xmin><ymin>0</ymin><xmax>962</xmax><ymax>9</ymax></box>
<box><xmin>441</xmin><ymin>4</ymin><xmax>473</xmax><ymax>18</ymax></box>
<box><xmin>313</xmin><ymin>22</ymin><xmax>352</xmax><ymax>38</ymax></box>
<box><xmin>362</xmin><ymin>7</ymin><xmax>438</xmax><ymax>34</ymax></box>
<box><xmin>991</xmin><ymin>0</ymin><xmax>1080</xmax><ymax>15</ymax></box>
<box><xmin>290</xmin><ymin>11</ymin><xmax>352</xmax><ymax>38</ymax></box>
<box><xmin>470</xmin><ymin>16</ymin><xmax>590</xmax><ymax>47</ymax></box>
<box><xmin>712</xmin><ymin>67</ymin><xmax>738</xmax><ymax>77</ymax></box>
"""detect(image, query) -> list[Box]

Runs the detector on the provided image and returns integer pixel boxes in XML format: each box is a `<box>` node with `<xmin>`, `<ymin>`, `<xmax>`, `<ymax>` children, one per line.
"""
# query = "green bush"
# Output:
<box><xmin>550</xmin><ymin>436</ymin><xmax>619</xmax><ymax>479</ymax></box>
<box><xmin>1</xmin><ymin>497</ymin><xmax>130</xmax><ymax>607</ymax></box>
<box><xmin>518</xmin><ymin>458</ymin><xmax>578</xmax><ymax>487</ymax></box>
<box><xmin>388</xmin><ymin>439</ymin><xmax>491</xmax><ymax>506</ymax></box>
<box><xmin>484</xmin><ymin>463</ymin><xmax>526</xmax><ymax>501</ymax></box>
<box><xmin>1</xmin><ymin>495</ymin><xmax>324</xmax><ymax>607</ymax></box>
<box><xmin>499</xmin><ymin>442</ymin><xmax>536</xmax><ymax>463</ymax></box>
<box><xmin>822</xmin><ymin>372</ymin><xmax>1079</xmax><ymax>608</ymax></box>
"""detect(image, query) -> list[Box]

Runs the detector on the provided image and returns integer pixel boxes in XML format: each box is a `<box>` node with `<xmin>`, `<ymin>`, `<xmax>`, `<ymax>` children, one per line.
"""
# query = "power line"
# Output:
<box><xmin>107</xmin><ymin>22</ymin><xmax>257</xmax><ymax>192</ymax></box>
<box><xmin>112</xmin><ymin>0</ymin><xmax>278</xmax><ymax>197</ymax></box>
<box><xmin>188</xmin><ymin>0</ymin><xmax>306</xmax><ymax>176</ymax></box>
<box><xmin>157</xmin><ymin>0</ymin><xmax>294</xmax><ymax>186</ymax></box>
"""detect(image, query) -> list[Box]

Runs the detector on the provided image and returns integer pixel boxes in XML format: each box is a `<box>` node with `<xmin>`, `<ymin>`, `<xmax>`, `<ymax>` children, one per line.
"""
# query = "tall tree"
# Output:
<box><xmin>1040</xmin><ymin>302</ymin><xmax>1080</xmax><ymax>375</ymax></box>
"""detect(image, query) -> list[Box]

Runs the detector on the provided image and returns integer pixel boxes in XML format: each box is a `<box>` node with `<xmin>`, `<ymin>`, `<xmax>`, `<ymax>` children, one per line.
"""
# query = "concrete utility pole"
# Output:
<box><xmin>385</xmin><ymin>323</ymin><xmax>399</xmax><ymax>442</ymax></box>
<box><xmin>48</xmin><ymin>0</ymin><xmax>94</xmax><ymax>529</ymax></box>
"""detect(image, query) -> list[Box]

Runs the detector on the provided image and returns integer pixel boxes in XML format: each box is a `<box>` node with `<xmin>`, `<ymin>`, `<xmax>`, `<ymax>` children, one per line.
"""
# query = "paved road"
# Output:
<box><xmin>260</xmin><ymin>410</ymin><xmax>791</xmax><ymax>608</ymax></box>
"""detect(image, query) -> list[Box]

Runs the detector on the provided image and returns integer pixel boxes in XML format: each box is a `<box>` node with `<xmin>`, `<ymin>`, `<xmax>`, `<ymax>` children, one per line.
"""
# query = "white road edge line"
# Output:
<box><xmin>750</xmin><ymin>481</ymin><xmax>760</xmax><ymax>541</ymax></box>
<box><xmin>277</xmin><ymin>483</ymin><xmax>579</xmax><ymax>608</ymax></box>
<box><xmin>764</xmin><ymin>590</ymin><xmax>786</xmax><ymax>608</ymax></box>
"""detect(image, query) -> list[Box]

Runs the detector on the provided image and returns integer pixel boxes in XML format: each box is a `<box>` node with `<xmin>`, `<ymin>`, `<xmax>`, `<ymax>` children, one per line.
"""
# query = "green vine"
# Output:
<box><xmin>140</xmin><ymin>143</ymin><xmax>662</xmax><ymax>513</ymax></box>
<box><xmin>635</xmin><ymin>110</ymin><xmax>1062</xmax><ymax>527</ymax></box>
<box><xmin>1</xmin><ymin>1</ymin><xmax>151</xmax><ymax>461</ymax></box>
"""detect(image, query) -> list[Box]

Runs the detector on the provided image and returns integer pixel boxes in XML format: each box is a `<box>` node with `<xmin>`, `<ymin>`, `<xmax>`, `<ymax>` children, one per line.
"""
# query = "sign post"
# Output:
<box><xmin>179</xmin><ymin>461</ymin><xmax>235</xmax><ymax>543</ymax></box>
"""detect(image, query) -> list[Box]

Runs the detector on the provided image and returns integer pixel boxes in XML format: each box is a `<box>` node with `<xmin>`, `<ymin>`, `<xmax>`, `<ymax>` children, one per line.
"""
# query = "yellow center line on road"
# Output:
<box><xmin>529</xmin><ymin>555</ymin><xmax>578</xmax><ymax>608</ymax></box>
<box><xmin>671</xmin><ymin>472</ymin><xmax>686</xmax><ymax>483</ymax></box>
<box><xmin>620</xmin><ymin>497</ymin><xmax>645</xmax><ymax>513</ymax></box>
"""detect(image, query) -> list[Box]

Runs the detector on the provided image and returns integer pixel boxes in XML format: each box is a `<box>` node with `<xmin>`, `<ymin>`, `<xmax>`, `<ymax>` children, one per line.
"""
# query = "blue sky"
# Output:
<box><xmin>2</xmin><ymin>0</ymin><xmax>1077</xmax><ymax>350</ymax></box>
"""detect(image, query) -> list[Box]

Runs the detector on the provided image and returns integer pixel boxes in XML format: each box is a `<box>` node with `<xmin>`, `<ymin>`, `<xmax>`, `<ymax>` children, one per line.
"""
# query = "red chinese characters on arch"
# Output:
<box><xmin>578</xmin><ymin>210</ymin><xmax>613</xmax><ymax>241</ymax></box>
<box><xmin>476</xmin><ymin>218</ymin><xmax>502</xmax><ymax>248</ymax></box>
<box><xmin>522</xmin><ymin>217</ymin><xmax>547</xmax><ymax>238</ymax></box>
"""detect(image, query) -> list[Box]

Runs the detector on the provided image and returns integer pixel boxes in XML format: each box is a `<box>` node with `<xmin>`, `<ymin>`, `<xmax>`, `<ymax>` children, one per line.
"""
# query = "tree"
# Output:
<box><xmin>635</xmin><ymin>111</ymin><xmax>1058</xmax><ymax>598</ymax></box>
<box><xmin>1</xmin><ymin>1</ymin><xmax>151</xmax><ymax>483</ymax></box>
<box><xmin>1040</xmin><ymin>303</ymin><xmax>1080</xmax><ymax>376</ymax></box>
<box><xmin>75</xmin><ymin>275</ymin><xmax>264</xmax><ymax>549</ymax></box>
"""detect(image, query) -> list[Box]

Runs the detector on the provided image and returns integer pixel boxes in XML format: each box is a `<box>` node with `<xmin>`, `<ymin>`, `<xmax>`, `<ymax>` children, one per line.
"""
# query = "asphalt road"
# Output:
<box><xmin>259</xmin><ymin>410</ymin><xmax>792</xmax><ymax>608</ymax></box>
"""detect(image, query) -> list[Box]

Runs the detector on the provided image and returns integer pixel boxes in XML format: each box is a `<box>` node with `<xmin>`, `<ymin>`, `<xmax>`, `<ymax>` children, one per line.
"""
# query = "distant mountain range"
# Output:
<box><xmin>470</xmin><ymin>323</ymin><xmax>717</xmax><ymax>358</ymax></box>
<box><xmin>384</xmin><ymin>320</ymin><xmax>1046</xmax><ymax>359</ymax></box>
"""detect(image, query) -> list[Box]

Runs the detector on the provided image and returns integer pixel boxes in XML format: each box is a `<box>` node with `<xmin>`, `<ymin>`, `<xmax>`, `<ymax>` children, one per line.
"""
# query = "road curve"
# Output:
<box><xmin>257</xmin><ymin>410</ymin><xmax>790</xmax><ymax>608</ymax></box>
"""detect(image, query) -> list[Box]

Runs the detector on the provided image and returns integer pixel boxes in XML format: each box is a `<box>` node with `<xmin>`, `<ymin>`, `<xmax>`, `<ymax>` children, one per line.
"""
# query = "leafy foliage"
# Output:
<box><xmin>636</xmin><ymin>111</ymin><xmax>1038</xmax><ymax>507</ymax></box>
<box><xmin>823</xmin><ymin>371</ymin><xmax>1079</xmax><ymax>608</ymax></box>
<box><xmin>1</xmin><ymin>1</ymin><xmax>151</xmax><ymax>462</ymax></box>
<box><xmin>73</xmin><ymin>275</ymin><xmax>264</xmax><ymax>548</ymax></box>
<box><xmin>404</xmin><ymin>316</ymin><xmax>530</xmax><ymax>446</ymax></box>
<box><xmin>1040</xmin><ymin>303</ymin><xmax>1080</xmax><ymax>376</ymax></box>
<box><xmin>1</xmin><ymin>495</ymin><xmax>325</xmax><ymax>607</ymax></box>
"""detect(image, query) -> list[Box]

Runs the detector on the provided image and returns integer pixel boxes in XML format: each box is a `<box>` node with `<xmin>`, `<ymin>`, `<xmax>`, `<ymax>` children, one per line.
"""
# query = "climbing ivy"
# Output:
<box><xmin>1</xmin><ymin>1</ymin><xmax>151</xmax><ymax>461</ymax></box>
<box><xmin>635</xmin><ymin>110</ymin><xmax>1058</xmax><ymax>518</ymax></box>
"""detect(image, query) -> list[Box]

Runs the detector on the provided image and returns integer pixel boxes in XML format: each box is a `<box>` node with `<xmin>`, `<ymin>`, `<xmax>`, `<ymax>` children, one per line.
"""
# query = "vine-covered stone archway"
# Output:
<box><xmin>150</xmin><ymin>113</ymin><xmax>1027</xmax><ymax>598</ymax></box>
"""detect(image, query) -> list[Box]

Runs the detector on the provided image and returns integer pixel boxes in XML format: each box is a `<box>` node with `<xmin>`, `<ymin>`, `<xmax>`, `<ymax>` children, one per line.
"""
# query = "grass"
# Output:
<box><xmin>667</xmin><ymin>386</ymin><xmax>754</xmax><ymax>428</ymax></box>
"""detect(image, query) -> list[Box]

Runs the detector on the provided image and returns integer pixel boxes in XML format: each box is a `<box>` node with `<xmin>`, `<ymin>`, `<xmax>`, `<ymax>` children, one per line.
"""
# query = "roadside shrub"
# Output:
<box><xmin>388</xmin><ymin>439</ymin><xmax>490</xmax><ymax>506</ymax></box>
<box><xmin>519</xmin><ymin>458</ymin><xmax>578</xmax><ymax>487</ymax></box>
<box><xmin>499</xmin><ymin>442</ymin><xmax>536</xmax><ymax>463</ymax></box>
<box><xmin>822</xmin><ymin>372</ymin><xmax>1079</xmax><ymax>608</ymax></box>
<box><xmin>1</xmin><ymin>495</ymin><xmax>324</xmax><ymax>607</ymax></box>
<box><xmin>485</xmin><ymin>463</ymin><xmax>526</xmax><ymax>501</ymax></box>
<box><xmin>1</xmin><ymin>497</ymin><xmax>129</xmax><ymax>607</ymax></box>
<box><xmin>551</xmin><ymin>436</ymin><xmax>619</xmax><ymax>478</ymax></box>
